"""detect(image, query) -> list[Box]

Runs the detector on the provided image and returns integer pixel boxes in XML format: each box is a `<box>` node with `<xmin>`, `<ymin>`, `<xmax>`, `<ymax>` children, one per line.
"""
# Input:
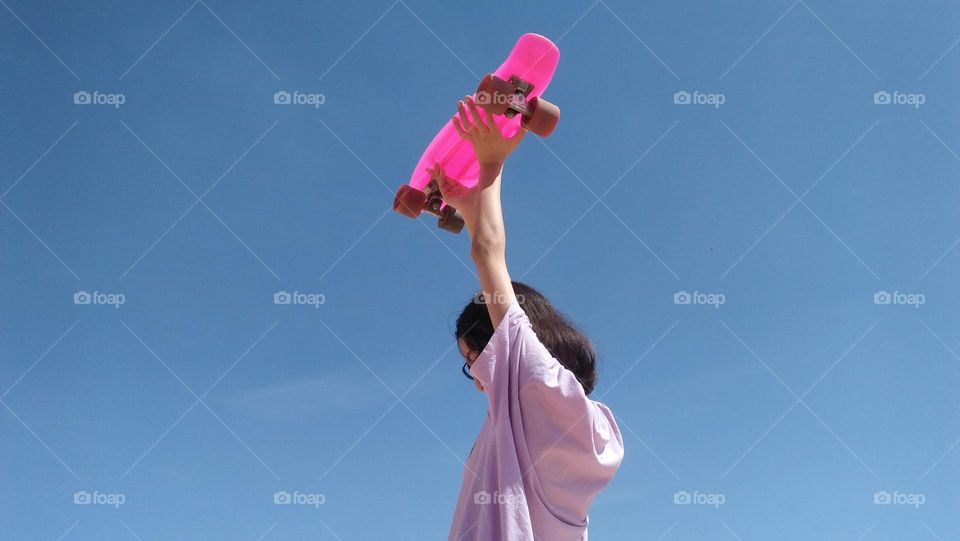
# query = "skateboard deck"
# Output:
<box><xmin>393</xmin><ymin>33</ymin><xmax>560</xmax><ymax>233</ymax></box>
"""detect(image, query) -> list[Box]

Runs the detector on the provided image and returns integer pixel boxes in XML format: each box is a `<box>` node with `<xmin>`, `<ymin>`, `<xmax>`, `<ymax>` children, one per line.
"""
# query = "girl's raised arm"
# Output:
<box><xmin>434</xmin><ymin>95</ymin><xmax>526</xmax><ymax>328</ymax></box>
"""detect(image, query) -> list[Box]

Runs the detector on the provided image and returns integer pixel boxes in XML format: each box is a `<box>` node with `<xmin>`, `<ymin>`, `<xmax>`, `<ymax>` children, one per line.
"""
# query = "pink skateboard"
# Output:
<box><xmin>392</xmin><ymin>33</ymin><xmax>560</xmax><ymax>233</ymax></box>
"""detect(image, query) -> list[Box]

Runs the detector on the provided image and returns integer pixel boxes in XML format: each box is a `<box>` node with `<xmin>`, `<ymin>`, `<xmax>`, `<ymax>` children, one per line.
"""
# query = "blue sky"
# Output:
<box><xmin>2</xmin><ymin>1</ymin><xmax>959</xmax><ymax>539</ymax></box>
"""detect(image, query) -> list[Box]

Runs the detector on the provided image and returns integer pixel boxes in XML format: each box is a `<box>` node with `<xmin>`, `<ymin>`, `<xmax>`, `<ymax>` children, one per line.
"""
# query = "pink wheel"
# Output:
<box><xmin>475</xmin><ymin>74</ymin><xmax>514</xmax><ymax>115</ymax></box>
<box><xmin>522</xmin><ymin>97</ymin><xmax>560</xmax><ymax>137</ymax></box>
<box><xmin>393</xmin><ymin>184</ymin><xmax>426</xmax><ymax>218</ymax></box>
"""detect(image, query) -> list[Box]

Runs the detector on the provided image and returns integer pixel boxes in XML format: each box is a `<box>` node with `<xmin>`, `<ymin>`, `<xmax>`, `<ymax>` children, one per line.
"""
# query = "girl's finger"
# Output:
<box><xmin>453</xmin><ymin>117</ymin><xmax>474</xmax><ymax>142</ymax></box>
<box><xmin>440</xmin><ymin>177</ymin><xmax>460</xmax><ymax>199</ymax></box>
<box><xmin>465</xmin><ymin>97</ymin><xmax>488</xmax><ymax>133</ymax></box>
<box><xmin>482</xmin><ymin>106</ymin><xmax>498</xmax><ymax>132</ymax></box>
<box><xmin>452</xmin><ymin>116</ymin><xmax>469</xmax><ymax>139</ymax></box>
<box><xmin>457</xmin><ymin>101</ymin><xmax>473</xmax><ymax>132</ymax></box>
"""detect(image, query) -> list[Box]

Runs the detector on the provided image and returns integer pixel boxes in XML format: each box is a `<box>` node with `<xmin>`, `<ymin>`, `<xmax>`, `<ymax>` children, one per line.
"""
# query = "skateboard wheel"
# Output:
<box><xmin>393</xmin><ymin>184</ymin><xmax>426</xmax><ymax>218</ymax></box>
<box><xmin>475</xmin><ymin>74</ymin><xmax>513</xmax><ymax>116</ymax></box>
<box><xmin>522</xmin><ymin>97</ymin><xmax>560</xmax><ymax>137</ymax></box>
<box><xmin>438</xmin><ymin>206</ymin><xmax>465</xmax><ymax>234</ymax></box>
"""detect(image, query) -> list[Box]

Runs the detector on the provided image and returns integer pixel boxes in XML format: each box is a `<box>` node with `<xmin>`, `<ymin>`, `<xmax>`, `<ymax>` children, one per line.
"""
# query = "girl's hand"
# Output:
<box><xmin>453</xmin><ymin>95</ymin><xmax>526</xmax><ymax>168</ymax></box>
<box><xmin>427</xmin><ymin>163</ymin><xmax>475</xmax><ymax>212</ymax></box>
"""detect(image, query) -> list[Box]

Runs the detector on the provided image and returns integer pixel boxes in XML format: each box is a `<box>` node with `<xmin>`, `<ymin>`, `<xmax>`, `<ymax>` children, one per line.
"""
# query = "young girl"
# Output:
<box><xmin>438</xmin><ymin>96</ymin><xmax>624</xmax><ymax>540</ymax></box>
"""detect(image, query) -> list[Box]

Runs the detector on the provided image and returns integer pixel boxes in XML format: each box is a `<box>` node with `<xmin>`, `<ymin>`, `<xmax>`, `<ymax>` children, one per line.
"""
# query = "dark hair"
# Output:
<box><xmin>455</xmin><ymin>281</ymin><xmax>598</xmax><ymax>395</ymax></box>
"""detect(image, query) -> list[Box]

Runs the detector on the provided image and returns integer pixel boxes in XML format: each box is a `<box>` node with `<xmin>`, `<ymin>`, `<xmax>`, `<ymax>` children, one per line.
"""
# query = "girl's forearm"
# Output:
<box><xmin>464</xmin><ymin>162</ymin><xmax>506</xmax><ymax>257</ymax></box>
<box><xmin>461</xmin><ymin>162</ymin><xmax>514</xmax><ymax>327</ymax></box>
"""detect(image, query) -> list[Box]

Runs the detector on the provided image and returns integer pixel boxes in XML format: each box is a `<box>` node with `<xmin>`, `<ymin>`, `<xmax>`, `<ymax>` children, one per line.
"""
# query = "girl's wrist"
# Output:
<box><xmin>478</xmin><ymin>162</ymin><xmax>504</xmax><ymax>190</ymax></box>
<box><xmin>479</xmin><ymin>161</ymin><xmax>504</xmax><ymax>172</ymax></box>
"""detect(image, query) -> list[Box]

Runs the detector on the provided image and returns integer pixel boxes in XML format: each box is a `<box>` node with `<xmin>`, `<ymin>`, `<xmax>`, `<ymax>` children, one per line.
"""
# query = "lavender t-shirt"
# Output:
<box><xmin>448</xmin><ymin>302</ymin><xmax>624</xmax><ymax>541</ymax></box>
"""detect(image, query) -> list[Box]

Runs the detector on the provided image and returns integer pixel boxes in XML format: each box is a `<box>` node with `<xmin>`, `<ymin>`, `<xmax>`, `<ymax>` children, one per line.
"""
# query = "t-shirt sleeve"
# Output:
<box><xmin>469</xmin><ymin>301</ymin><xmax>592</xmax><ymax>417</ymax></box>
<box><xmin>468</xmin><ymin>301</ymin><xmax>624</xmax><ymax>521</ymax></box>
<box><xmin>468</xmin><ymin>301</ymin><xmax>526</xmax><ymax>419</ymax></box>
<box><xmin>516</xmin><ymin>334</ymin><xmax>622</xmax><ymax>521</ymax></box>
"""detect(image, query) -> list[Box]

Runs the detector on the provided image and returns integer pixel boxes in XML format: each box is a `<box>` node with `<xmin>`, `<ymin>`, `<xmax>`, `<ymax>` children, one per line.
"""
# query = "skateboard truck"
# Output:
<box><xmin>393</xmin><ymin>180</ymin><xmax>466</xmax><ymax>234</ymax></box>
<box><xmin>475</xmin><ymin>73</ymin><xmax>560</xmax><ymax>137</ymax></box>
<box><xmin>500</xmin><ymin>76</ymin><xmax>534</xmax><ymax>119</ymax></box>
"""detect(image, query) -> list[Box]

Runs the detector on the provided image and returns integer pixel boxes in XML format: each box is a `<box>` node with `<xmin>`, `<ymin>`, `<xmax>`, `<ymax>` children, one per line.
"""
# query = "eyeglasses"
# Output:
<box><xmin>460</xmin><ymin>350</ymin><xmax>476</xmax><ymax>381</ymax></box>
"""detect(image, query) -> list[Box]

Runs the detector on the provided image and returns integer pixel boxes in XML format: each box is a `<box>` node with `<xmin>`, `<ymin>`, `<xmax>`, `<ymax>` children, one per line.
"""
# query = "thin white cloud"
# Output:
<box><xmin>223</xmin><ymin>372</ymin><xmax>390</xmax><ymax>419</ymax></box>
